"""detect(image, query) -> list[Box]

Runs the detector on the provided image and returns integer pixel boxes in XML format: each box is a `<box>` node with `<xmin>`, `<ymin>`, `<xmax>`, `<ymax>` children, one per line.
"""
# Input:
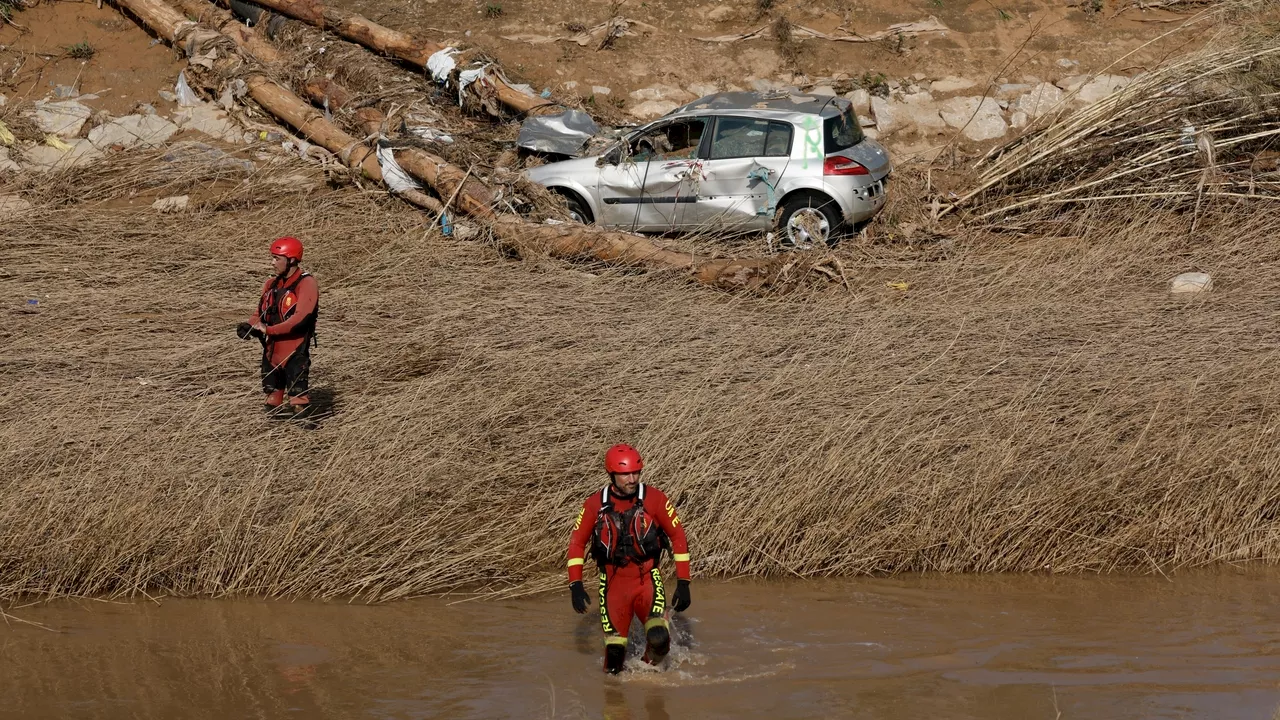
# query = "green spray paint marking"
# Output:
<box><xmin>800</xmin><ymin>115</ymin><xmax>821</xmax><ymax>170</ymax></box>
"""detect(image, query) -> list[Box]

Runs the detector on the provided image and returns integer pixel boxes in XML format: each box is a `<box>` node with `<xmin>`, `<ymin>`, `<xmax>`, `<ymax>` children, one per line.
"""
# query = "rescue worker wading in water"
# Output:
<box><xmin>567</xmin><ymin>444</ymin><xmax>692</xmax><ymax>675</ymax></box>
<box><xmin>237</xmin><ymin>236</ymin><xmax>319</xmax><ymax>415</ymax></box>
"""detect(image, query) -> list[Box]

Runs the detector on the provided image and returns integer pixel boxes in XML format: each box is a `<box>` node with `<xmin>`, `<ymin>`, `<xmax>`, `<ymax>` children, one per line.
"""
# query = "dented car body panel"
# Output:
<box><xmin>524</xmin><ymin>91</ymin><xmax>892</xmax><ymax>238</ymax></box>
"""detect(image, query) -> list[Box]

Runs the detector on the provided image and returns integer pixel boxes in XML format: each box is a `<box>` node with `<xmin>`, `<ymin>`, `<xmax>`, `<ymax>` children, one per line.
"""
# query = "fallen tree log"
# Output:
<box><xmin>228</xmin><ymin>0</ymin><xmax>556</xmax><ymax>118</ymax></box>
<box><xmin>112</xmin><ymin>0</ymin><xmax>835</xmax><ymax>291</ymax></box>
<box><xmin>114</xmin><ymin>0</ymin><xmax>453</xmax><ymax>213</ymax></box>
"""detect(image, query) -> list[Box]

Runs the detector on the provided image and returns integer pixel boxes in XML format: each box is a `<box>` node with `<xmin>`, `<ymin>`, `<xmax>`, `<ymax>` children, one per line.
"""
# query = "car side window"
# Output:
<box><xmin>627</xmin><ymin>118</ymin><xmax>707</xmax><ymax>162</ymax></box>
<box><xmin>709</xmin><ymin>118</ymin><xmax>792</xmax><ymax>159</ymax></box>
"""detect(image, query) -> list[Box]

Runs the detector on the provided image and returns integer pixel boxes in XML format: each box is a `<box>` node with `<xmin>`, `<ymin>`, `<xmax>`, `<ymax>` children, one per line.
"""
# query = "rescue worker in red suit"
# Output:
<box><xmin>567</xmin><ymin>444</ymin><xmax>692</xmax><ymax>675</ymax></box>
<box><xmin>237</xmin><ymin>236</ymin><xmax>319</xmax><ymax>414</ymax></box>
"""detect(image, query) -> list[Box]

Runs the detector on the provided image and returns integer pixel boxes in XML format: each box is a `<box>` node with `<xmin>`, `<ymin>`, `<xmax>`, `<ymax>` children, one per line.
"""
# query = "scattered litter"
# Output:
<box><xmin>440</xmin><ymin>212</ymin><xmax>452</xmax><ymax>235</ymax></box>
<box><xmin>151</xmin><ymin>195</ymin><xmax>190</xmax><ymax>212</ymax></box>
<box><xmin>44</xmin><ymin>135</ymin><xmax>73</xmax><ymax>151</ymax></box>
<box><xmin>517</xmin><ymin>109</ymin><xmax>600</xmax><ymax>156</ymax></box>
<box><xmin>453</xmin><ymin>222</ymin><xmax>478</xmax><ymax>241</ymax></box>
<box><xmin>697</xmin><ymin>16</ymin><xmax>948</xmax><ymax>43</ymax></box>
<box><xmin>406</xmin><ymin>126</ymin><xmax>454</xmax><ymax>143</ymax></box>
<box><xmin>0</xmin><ymin>120</ymin><xmax>13</xmax><ymax>146</ymax></box>
<box><xmin>1170</xmin><ymin>272</ymin><xmax>1212</xmax><ymax>294</ymax></box>
<box><xmin>136</xmin><ymin>376</ymin><xmax>151</xmax><ymax>386</ymax></box>
<box><xmin>540</xmin><ymin>88</ymin><xmax>551</xmax><ymax>98</ymax></box>
<box><xmin>887</xmin><ymin>280</ymin><xmax>910</xmax><ymax>291</ymax></box>
<box><xmin>175</xmin><ymin>71</ymin><xmax>201</xmax><ymax>107</ymax></box>
<box><xmin>374</xmin><ymin>142</ymin><xmax>424</xmax><ymax>194</ymax></box>
<box><xmin>427</xmin><ymin>47</ymin><xmax>459</xmax><ymax>84</ymax></box>
<box><xmin>746</xmin><ymin>163</ymin><xmax>779</xmax><ymax>216</ymax></box>
<box><xmin>158</xmin><ymin>90</ymin><xmax>178</xmax><ymax>103</ymax></box>
<box><xmin>457</xmin><ymin>65</ymin><xmax>488</xmax><ymax>105</ymax></box>
<box><xmin>27</xmin><ymin>299</ymin><xmax>38</xmax><ymax>305</ymax></box>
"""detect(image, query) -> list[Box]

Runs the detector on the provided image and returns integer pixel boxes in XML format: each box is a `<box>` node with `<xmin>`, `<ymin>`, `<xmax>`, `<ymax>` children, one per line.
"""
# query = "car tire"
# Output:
<box><xmin>775</xmin><ymin>194</ymin><xmax>842</xmax><ymax>250</ymax></box>
<box><xmin>554</xmin><ymin>190</ymin><xmax>593</xmax><ymax>224</ymax></box>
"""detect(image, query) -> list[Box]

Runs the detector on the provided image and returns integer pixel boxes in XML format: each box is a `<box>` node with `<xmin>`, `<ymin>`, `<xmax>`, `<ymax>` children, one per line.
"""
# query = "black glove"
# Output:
<box><xmin>570</xmin><ymin>581</ymin><xmax>590</xmax><ymax>614</ymax></box>
<box><xmin>236</xmin><ymin>322</ymin><xmax>253</xmax><ymax>339</ymax></box>
<box><xmin>672</xmin><ymin>579</ymin><xmax>691</xmax><ymax>612</ymax></box>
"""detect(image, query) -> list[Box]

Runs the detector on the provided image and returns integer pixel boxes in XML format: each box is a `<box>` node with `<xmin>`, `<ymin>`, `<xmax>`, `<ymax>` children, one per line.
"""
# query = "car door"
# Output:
<box><xmin>597</xmin><ymin>117</ymin><xmax>708</xmax><ymax>233</ymax></box>
<box><xmin>689</xmin><ymin>116</ymin><xmax>793</xmax><ymax>232</ymax></box>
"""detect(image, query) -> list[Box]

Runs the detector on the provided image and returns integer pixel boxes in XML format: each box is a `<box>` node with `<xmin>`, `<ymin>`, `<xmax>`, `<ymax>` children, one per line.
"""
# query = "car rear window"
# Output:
<box><xmin>709</xmin><ymin>118</ymin><xmax>793</xmax><ymax>159</ymax></box>
<box><xmin>824</xmin><ymin>105</ymin><xmax>865</xmax><ymax>154</ymax></box>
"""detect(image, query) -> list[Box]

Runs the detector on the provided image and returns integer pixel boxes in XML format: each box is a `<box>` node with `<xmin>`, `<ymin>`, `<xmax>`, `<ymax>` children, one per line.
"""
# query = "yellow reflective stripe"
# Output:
<box><xmin>644</xmin><ymin>617</ymin><xmax>668</xmax><ymax>632</ymax></box>
<box><xmin>604</xmin><ymin>635</ymin><xmax>628</xmax><ymax>646</ymax></box>
<box><xmin>567</xmin><ymin>558</ymin><xmax>584</xmax><ymax>567</ymax></box>
<box><xmin>673</xmin><ymin>553</ymin><xmax>691</xmax><ymax>562</ymax></box>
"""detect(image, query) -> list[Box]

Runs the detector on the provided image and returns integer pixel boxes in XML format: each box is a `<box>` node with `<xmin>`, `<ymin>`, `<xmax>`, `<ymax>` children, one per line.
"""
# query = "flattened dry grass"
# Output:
<box><xmin>3</xmin><ymin>154</ymin><xmax>1280</xmax><ymax>602</ymax></box>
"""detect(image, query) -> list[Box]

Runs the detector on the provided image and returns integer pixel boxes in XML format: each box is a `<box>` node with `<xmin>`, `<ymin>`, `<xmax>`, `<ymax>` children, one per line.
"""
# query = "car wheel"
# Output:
<box><xmin>775</xmin><ymin>194</ymin><xmax>842</xmax><ymax>250</ymax></box>
<box><xmin>555</xmin><ymin>190</ymin><xmax>593</xmax><ymax>224</ymax></box>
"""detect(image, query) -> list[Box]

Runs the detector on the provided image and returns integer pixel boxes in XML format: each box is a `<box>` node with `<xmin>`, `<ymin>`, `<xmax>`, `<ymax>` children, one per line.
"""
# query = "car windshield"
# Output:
<box><xmin>823</xmin><ymin>105</ymin><xmax>864</xmax><ymax>154</ymax></box>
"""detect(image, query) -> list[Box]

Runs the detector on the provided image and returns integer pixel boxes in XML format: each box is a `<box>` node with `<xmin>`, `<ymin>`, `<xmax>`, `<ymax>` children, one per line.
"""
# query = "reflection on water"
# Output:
<box><xmin>3</xmin><ymin>570</ymin><xmax>1280</xmax><ymax>719</ymax></box>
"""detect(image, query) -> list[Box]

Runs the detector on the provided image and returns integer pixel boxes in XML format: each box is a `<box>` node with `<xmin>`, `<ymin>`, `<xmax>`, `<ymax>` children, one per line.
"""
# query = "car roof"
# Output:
<box><xmin>668</xmin><ymin>91</ymin><xmax>851</xmax><ymax>121</ymax></box>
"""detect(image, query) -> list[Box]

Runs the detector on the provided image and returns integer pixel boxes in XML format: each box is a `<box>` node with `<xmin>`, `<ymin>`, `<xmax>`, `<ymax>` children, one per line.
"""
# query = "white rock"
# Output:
<box><xmin>687</xmin><ymin>82</ymin><xmax>720</xmax><ymax>98</ymax></box>
<box><xmin>1056</xmin><ymin>58</ymin><xmax>1079</xmax><ymax>68</ymax></box>
<box><xmin>22</xmin><ymin>140</ymin><xmax>104</xmax><ymax>172</ymax></box>
<box><xmin>899</xmin><ymin>90</ymin><xmax>934</xmax><ymax>105</ymax></box>
<box><xmin>0</xmin><ymin>93</ymin><xmax>7</xmax><ymax>107</ymax></box>
<box><xmin>929</xmin><ymin>76</ymin><xmax>976</xmax><ymax>94</ymax></box>
<box><xmin>629</xmin><ymin>84</ymin><xmax>694</xmax><ymax>103</ymax></box>
<box><xmin>152</xmin><ymin>195</ymin><xmax>190</xmax><ymax>212</ymax></box>
<box><xmin>1076</xmin><ymin>74</ymin><xmax>1131</xmax><ymax>104</ymax></box>
<box><xmin>1009</xmin><ymin>111</ymin><xmax>1029</xmax><ymax>129</ymax></box>
<box><xmin>1055</xmin><ymin>74</ymin><xmax>1090</xmax><ymax>93</ymax></box>
<box><xmin>32</xmin><ymin>100</ymin><xmax>93</xmax><ymax>138</ymax></box>
<box><xmin>591</xmin><ymin>85</ymin><xmax>612</xmax><ymax>97</ymax></box>
<box><xmin>845</xmin><ymin>88</ymin><xmax>871</xmax><ymax>114</ymax></box>
<box><xmin>1170</xmin><ymin>272</ymin><xmax>1212</xmax><ymax>294</ymax></box>
<box><xmin>896</xmin><ymin>99</ymin><xmax>947</xmax><ymax>135</ymax></box>
<box><xmin>856</xmin><ymin>114</ymin><xmax>875</xmax><ymax>128</ymax></box>
<box><xmin>628</xmin><ymin>100</ymin><xmax>678</xmax><ymax>119</ymax></box>
<box><xmin>809</xmin><ymin>85</ymin><xmax>836</xmax><ymax>96</ymax></box>
<box><xmin>88</xmin><ymin>114</ymin><xmax>179</xmax><ymax>149</ymax></box>
<box><xmin>0</xmin><ymin>194</ymin><xmax>31</xmax><ymax>218</ymax></box>
<box><xmin>870</xmin><ymin>95</ymin><xmax>898</xmax><ymax>133</ymax></box>
<box><xmin>938</xmin><ymin>96</ymin><xmax>1007</xmax><ymax>141</ymax></box>
<box><xmin>1014</xmin><ymin>82</ymin><xmax>1065</xmax><ymax>118</ymax></box>
<box><xmin>995</xmin><ymin>83</ymin><xmax>1032</xmax><ymax>99</ymax></box>
<box><xmin>173</xmin><ymin>104</ymin><xmax>242</xmax><ymax>143</ymax></box>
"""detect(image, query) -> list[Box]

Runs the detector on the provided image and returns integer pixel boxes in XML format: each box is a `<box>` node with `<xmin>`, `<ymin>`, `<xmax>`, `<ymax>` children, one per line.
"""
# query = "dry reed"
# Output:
<box><xmin>954</xmin><ymin>5</ymin><xmax>1280</xmax><ymax>230</ymax></box>
<box><xmin>3</xmin><ymin>151</ymin><xmax>1280</xmax><ymax>602</ymax></box>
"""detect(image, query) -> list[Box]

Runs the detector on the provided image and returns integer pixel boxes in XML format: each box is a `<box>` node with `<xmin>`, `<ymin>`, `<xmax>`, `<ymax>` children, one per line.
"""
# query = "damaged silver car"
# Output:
<box><xmin>523</xmin><ymin>91</ymin><xmax>892</xmax><ymax>247</ymax></box>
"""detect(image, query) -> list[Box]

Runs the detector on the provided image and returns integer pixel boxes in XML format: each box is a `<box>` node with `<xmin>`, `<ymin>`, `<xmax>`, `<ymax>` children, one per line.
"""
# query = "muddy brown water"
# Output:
<box><xmin>3</xmin><ymin>571</ymin><xmax>1279</xmax><ymax>719</ymax></box>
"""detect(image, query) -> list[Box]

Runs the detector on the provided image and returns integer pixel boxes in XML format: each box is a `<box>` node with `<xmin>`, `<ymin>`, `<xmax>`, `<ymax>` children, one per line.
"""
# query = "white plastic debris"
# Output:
<box><xmin>375</xmin><ymin>143</ymin><xmax>423</xmax><ymax>194</ymax></box>
<box><xmin>175</xmin><ymin>72</ymin><xmax>201</xmax><ymax>107</ymax></box>
<box><xmin>457</xmin><ymin>65</ymin><xmax>488</xmax><ymax>105</ymax></box>
<box><xmin>406</xmin><ymin>126</ymin><xmax>454</xmax><ymax>143</ymax></box>
<box><xmin>1170</xmin><ymin>272</ymin><xmax>1212</xmax><ymax>294</ymax></box>
<box><xmin>427</xmin><ymin>48</ymin><xmax>459</xmax><ymax>84</ymax></box>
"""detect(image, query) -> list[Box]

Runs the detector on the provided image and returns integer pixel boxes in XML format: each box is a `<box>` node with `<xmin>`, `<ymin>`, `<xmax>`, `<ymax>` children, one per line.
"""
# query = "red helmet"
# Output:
<box><xmin>270</xmin><ymin>236</ymin><xmax>304</xmax><ymax>261</ymax></box>
<box><xmin>604</xmin><ymin>443</ymin><xmax>643</xmax><ymax>474</ymax></box>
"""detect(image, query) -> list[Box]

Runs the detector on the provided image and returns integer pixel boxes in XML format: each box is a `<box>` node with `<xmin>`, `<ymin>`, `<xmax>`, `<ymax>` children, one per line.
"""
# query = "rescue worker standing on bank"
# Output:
<box><xmin>239</xmin><ymin>236</ymin><xmax>319</xmax><ymax>414</ymax></box>
<box><xmin>567</xmin><ymin>443</ymin><xmax>692</xmax><ymax>674</ymax></box>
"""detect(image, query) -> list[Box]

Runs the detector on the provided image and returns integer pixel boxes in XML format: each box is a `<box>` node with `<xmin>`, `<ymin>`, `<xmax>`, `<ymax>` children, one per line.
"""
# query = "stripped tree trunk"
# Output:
<box><xmin>229</xmin><ymin>0</ymin><xmax>555</xmax><ymax>117</ymax></box>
